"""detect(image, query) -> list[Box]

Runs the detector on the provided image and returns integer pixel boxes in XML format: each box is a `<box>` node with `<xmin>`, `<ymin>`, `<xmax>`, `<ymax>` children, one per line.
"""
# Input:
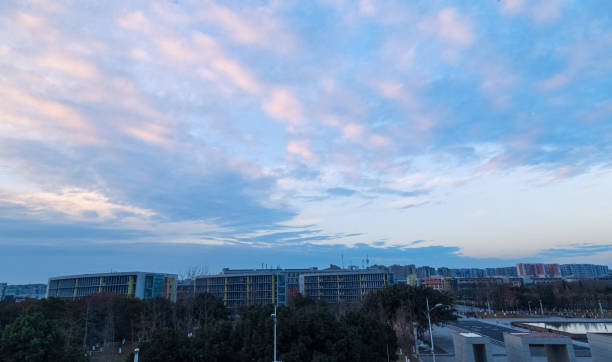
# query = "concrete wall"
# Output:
<box><xmin>504</xmin><ymin>332</ymin><xmax>575</xmax><ymax>362</ymax></box>
<box><xmin>587</xmin><ymin>333</ymin><xmax>612</xmax><ymax>362</ymax></box>
<box><xmin>453</xmin><ymin>333</ymin><xmax>494</xmax><ymax>362</ymax></box>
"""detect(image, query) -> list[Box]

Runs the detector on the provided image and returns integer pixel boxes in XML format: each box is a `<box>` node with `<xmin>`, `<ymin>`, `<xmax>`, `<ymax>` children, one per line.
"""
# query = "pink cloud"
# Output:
<box><xmin>287</xmin><ymin>139</ymin><xmax>315</xmax><ymax>161</ymax></box>
<box><xmin>38</xmin><ymin>53</ymin><xmax>101</xmax><ymax>80</ymax></box>
<box><xmin>262</xmin><ymin>88</ymin><xmax>305</xmax><ymax>132</ymax></box>
<box><xmin>199</xmin><ymin>3</ymin><xmax>297</xmax><ymax>54</ymax></box>
<box><xmin>117</xmin><ymin>11</ymin><xmax>152</xmax><ymax>33</ymax></box>
<box><xmin>436</xmin><ymin>8</ymin><xmax>474</xmax><ymax>47</ymax></box>
<box><xmin>539</xmin><ymin>74</ymin><xmax>569</xmax><ymax>91</ymax></box>
<box><xmin>368</xmin><ymin>134</ymin><xmax>391</xmax><ymax>148</ymax></box>
<box><xmin>342</xmin><ymin>123</ymin><xmax>364</xmax><ymax>141</ymax></box>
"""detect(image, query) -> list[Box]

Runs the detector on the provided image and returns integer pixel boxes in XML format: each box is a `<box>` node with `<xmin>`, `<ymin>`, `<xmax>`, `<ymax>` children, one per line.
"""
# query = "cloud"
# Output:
<box><xmin>0</xmin><ymin>188</ymin><xmax>154</xmax><ymax>221</ymax></box>
<box><xmin>198</xmin><ymin>2</ymin><xmax>297</xmax><ymax>54</ymax></box>
<box><xmin>12</xmin><ymin>11</ymin><xmax>59</xmax><ymax>41</ymax></box>
<box><xmin>262</xmin><ymin>88</ymin><xmax>306</xmax><ymax>131</ymax></box>
<box><xmin>538</xmin><ymin>74</ymin><xmax>569</xmax><ymax>91</ymax></box>
<box><xmin>341</xmin><ymin>123</ymin><xmax>364</xmax><ymax>141</ymax></box>
<box><xmin>500</xmin><ymin>0</ymin><xmax>524</xmax><ymax>15</ymax></box>
<box><xmin>421</xmin><ymin>8</ymin><xmax>474</xmax><ymax>47</ymax></box>
<box><xmin>287</xmin><ymin>140</ymin><xmax>315</xmax><ymax>161</ymax></box>
<box><xmin>117</xmin><ymin>11</ymin><xmax>152</xmax><ymax>33</ymax></box>
<box><xmin>368</xmin><ymin>134</ymin><xmax>391</xmax><ymax>148</ymax></box>
<box><xmin>38</xmin><ymin>53</ymin><xmax>101</xmax><ymax>80</ymax></box>
<box><xmin>532</xmin><ymin>0</ymin><xmax>564</xmax><ymax>23</ymax></box>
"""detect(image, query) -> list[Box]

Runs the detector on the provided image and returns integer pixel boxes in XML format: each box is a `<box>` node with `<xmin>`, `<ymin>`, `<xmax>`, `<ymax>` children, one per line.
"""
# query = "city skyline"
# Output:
<box><xmin>1</xmin><ymin>1</ymin><xmax>612</xmax><ymax>283</ymax></box>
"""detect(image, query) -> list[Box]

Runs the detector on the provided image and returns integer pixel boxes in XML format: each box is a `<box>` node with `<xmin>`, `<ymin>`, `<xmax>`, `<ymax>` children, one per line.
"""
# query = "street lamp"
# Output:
<box><xmin>426</xmin><ymin>297</ymin><xmax>443</xmax><ymax>362</ymax></box>
<box><xmin>133</xmin><ymin>348</ymin><xmax>139</xmax><ymax>362</ymax></box>
<box><xmin>528</xmin><ymin>300</ymin><xmax>532</xmax><ymax>315</ymax></box>
<box><xmin>271</xmin><ymin>304</ymin><xmax>282</xmax><ymax>362</ymax></box>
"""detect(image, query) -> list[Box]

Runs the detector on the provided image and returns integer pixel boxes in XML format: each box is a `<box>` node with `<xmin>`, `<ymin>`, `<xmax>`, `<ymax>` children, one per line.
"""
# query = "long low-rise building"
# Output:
<box><xmin>299</xmin><ymin>270</ymin><xmax>392</xmax><ymax>304</ymax></box>
<box><xmin>47</xmin><ymin>272</ymin><xmax>177</xmax><ymax>302</ymax></box>
<box><xmin>195</xmin><ymin>270</ymin><xmax>287</xmax><ymax>308</ymax></box>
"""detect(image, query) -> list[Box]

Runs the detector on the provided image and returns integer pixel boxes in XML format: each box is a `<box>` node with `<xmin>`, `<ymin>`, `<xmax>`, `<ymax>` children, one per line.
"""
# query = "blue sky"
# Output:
<box><xmin>1</xmin><ymin>0</ymin><xmax>611</xmax><ymax>283</ymax></box>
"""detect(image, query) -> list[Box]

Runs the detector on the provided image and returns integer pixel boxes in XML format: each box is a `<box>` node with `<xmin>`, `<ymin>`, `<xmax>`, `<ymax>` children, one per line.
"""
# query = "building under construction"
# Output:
<box><xmin>299</xmin><ymin>270</ymin><xmax>392</xmax><ymax>303</ymax></box>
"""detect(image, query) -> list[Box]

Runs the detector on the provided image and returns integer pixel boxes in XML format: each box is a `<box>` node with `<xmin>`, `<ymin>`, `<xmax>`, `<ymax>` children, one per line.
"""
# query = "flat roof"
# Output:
<box><xmin>48</xmin><ymin>272</ymin><xmax>177</xmax><ymax>280</ymax></box>
<box><xmin>460</xmin><ymin>333</ymin><xmax>483</xmax><ymax>338</ymax></box>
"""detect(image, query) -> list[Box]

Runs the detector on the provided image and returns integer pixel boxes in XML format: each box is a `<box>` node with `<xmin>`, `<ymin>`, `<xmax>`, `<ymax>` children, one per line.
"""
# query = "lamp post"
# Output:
<box><xmin>539</xmin><ymin>299</ymin><xmax>544</xmax><ymax>316</ymax></box>
<box><xmin>271</xmin><ymin>304</ymin><xmax>281</xmax><ymax>362</ymax></box>
<box><xmin>528</xmin><ymin>300</ymin><xmax>532</xmax><ymax>315</ymax></box>
<box><xmin>426</xmin><ymin>297</ymin><xmax>443</xmax><ymax>362</ymax></box>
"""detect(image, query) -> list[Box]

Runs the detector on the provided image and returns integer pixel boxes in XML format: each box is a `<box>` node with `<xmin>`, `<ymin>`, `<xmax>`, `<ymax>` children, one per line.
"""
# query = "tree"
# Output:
<box><xmin>0</xmin><ymin>312</ymin><xmax>80</xmax><ymax>362</ymax></box>
<box><xmin>138</xmin><ymin>328</ymin><xmax>191</xmax><ymax>362</ymax></box>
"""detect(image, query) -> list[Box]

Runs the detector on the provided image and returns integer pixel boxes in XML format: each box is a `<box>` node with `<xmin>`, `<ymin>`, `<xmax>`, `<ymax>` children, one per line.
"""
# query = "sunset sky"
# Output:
<box><xmin>1</xmin><ymin>0</ymin><xmax>611</xmax><ymax>283</ymax></box>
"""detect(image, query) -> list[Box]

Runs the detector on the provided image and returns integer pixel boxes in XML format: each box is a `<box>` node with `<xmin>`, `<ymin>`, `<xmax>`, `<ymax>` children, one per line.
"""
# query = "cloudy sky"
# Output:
<box><xmin>1</xmin><ymin>0</ymin><xmax>611</xmax><ymax>283</ymax></box>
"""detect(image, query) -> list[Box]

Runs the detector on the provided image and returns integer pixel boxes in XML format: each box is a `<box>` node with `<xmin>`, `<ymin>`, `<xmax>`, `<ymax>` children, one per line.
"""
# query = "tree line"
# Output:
<box><xmin>457</xmin><ymin>280</ymin><xmax>612</xmax><ymax>314</ymax></box>
<box><xmin>0</xmin><ymin>284</ymin><xmax>456</xmax><ymax>361</ymax></box>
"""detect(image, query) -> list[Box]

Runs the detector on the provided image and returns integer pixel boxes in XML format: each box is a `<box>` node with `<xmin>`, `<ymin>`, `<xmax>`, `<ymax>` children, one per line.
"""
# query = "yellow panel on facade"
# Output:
<box><xmin>73</xmin><ymin>279</ymin><xmax>79</xmax><ymax>299</ymax></box>
<box><xmin>128</xmin><ymin>275</ymin><xmax>134</xmax><ymax>296</ymax></box>
<box><xmin>224</xmin><ymin>277</ymin><xmax>228</xmax><ymax>306</ymax></box>
<box><xmin>168</xmin><ymin>278</ymin><xmax>175</xmax><ymax>300</ymax></box>
<box><xmin>272</xmin><ymin>275</ymin><xmax>275</xmax><ymax>304</ymax></box>
<box><xmin>336</xmin><ymin>275</ymin><xmax>340</xmax><ymax>303</ymax></box>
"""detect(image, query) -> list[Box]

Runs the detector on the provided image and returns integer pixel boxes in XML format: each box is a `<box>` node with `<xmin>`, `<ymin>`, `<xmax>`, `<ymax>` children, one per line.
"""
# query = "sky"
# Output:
<box><xmin>1</xmin><ymin>0</ymin><xmax>611</xmax><ymax>283</ymax></box>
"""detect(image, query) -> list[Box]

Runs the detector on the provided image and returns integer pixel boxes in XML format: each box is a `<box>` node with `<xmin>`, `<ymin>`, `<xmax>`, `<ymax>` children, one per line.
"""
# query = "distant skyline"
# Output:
<box><xmin>1</xmin><ymin>0</ymin><xmax>611</xmax><ymax>283</ymax></box>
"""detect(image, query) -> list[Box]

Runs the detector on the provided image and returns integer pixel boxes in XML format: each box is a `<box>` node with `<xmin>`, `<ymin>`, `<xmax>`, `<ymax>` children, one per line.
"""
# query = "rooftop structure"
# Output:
<box><xmin>503</xmin><ymin>332</ymin><xmax>575</xmax><ymax>362</ymax></box>
<box><xmin>453</xmin><ymin>332</ymin><xmax>494</xmax><ymax>362</ymax></box>
<box><xmin>47</xmin><ymin>272</ymin><xmax>177</xmax><ymax>302</ymax></box>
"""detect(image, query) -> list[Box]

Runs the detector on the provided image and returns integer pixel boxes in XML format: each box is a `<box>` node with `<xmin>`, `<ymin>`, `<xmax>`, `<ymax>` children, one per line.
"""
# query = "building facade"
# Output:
<box><xmin>484</xmin><ymin>267</ymin><xmax>518</xmax><ymax>277</ymax></box>
<box><xmin>560</xmin><ymin>264</ymin><xmax>610</xmax><ymax>279</ymax></box>
<box><xmin>0</xmin><ymin>282</ymin><xmax>6</xmax><ymax>300</ymax></box>
<box><xmin>3</xmin><ymin>284</ymin><xmax>47</xmax><ymax>300</ymax></box>
<box><xmin>195</xmin><ymin>271</ymin><xmax>287</xmax><ymax>308</ymax></box>
<box><xmin>517</xmin><ymin>263</ymin><xmax>560</xmax><ymax>281</ymax></box>
<box><xmin>299</xmin><ymin>270</ymin><xmax>392</xmax><ymax>304</ymax></box>
<box><xmin>47</xmin><ymin>272</ymin><xmax>177</xmax><ymax>301</ymax></box>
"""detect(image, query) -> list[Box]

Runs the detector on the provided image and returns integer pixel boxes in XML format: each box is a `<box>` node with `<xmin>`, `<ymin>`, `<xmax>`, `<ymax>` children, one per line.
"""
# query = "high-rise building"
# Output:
<box><xmin>47</xmin><ymin>272</ymin><xmax>177</xmax><ymax>301</ymax></box>
<box><xmin>484</xmin><ymin>267</ymin><xmax>518</xmax><ymax>277</ymax></box>
<box><xmin>0</xmin><ymin>282</ymin><xmax>6</xmax><ymax>300</ymax></box>
<box><xmin>195</xmin><ymin>270</ymin><xmax>287</xmax><ymax>308</ymax></box>
<box><xmin>560</xmin><ymin>264</ymin><xmax>610</xmax><ymax>279</ymax></box>
<box><xmin>416</xmin><ymin>266</ymin><xmax>436</xmax><ymax>279</ymax></box>
<box><xmin>299</xmin><ymin>270</ymin><xmax>392</xmax><ymax>304</ymax></box>
<box><xmin>516</xmin><ymin>263</ymin><xmax>560</xmax><ymax>281</ymax></box>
